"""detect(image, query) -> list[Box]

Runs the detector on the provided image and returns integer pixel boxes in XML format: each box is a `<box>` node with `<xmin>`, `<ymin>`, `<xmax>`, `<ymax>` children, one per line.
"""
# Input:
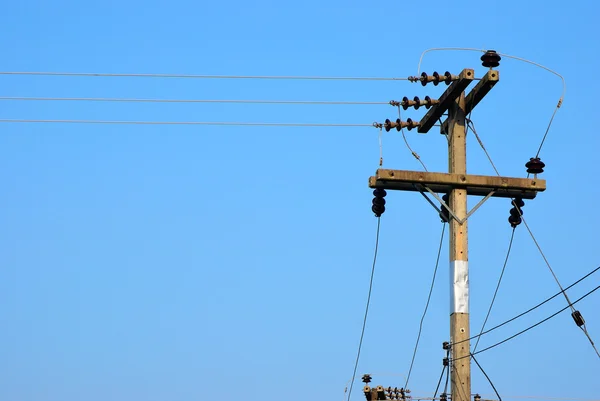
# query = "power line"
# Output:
<box><xmin>467</xmin><ymin>119</ymin><xmax>500</xmax><ymax>176</ymax></box>
<box><xmin>471</xmin><ymin>353</ymin><xmax>502</xmax><ymax>401</ymax></box>
<box><xmin>0</xmin><ymin>119</ymin><xmax>378</xmax><ymax>128</ymax></box>
<box><xmin>404</xmin><ymin>224</ymin><xmax>446</xmax><ymax>389</ymax></box>
<box><xmin>0</xmin><ymin>96</ymin><xmax>390</xmax><ymax>106</ymax></box>
<box><xmin>397</xmin><ymin>106</ymin><xmax>428</xmax><ymax>172</ymax></box>
<box><xmin>347</xmin><ymin>218</ymin><xmax>382</xmax><ymax>401</ymax></box>
<box><xmin>473</xmin><ymin>228</ymin><xmax>516</xmax><ymax>352</ymax></box>
<box><xmin>0</xmin><ymin>71</ymin><xmax>409</xmax><ymax>81</ymax></box>
<box><xmin>432</xmin><ymin>356</ymin><xmax>449</xmax><ymax>400</ymax></box>
<box><xmin>453</xmin><ymin>284</ymin><xmax>600</xmax><ymax>361</ymax></box>
<box><xmin>452</xmin><ymin>265</ymin><xmax>600</xmax><ymax>346</ymax></box>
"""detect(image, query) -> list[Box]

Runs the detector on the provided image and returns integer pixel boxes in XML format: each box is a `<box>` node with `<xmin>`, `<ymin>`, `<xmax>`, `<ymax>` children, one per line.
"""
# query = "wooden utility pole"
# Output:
<box><xmin>368</xmin><ymin>61</ymin><xmax>546</xmax><ymax>401</ymax></box>
<box><xmin>447</xmin><ymin>91</ymin><xmax>471</xmax><ymax>401</ymax></box>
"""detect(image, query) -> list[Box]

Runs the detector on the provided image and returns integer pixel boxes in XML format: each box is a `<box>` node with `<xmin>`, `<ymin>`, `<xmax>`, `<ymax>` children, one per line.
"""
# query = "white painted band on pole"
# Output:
<box><xmin>450</xmin><ymin>260</ymin><xmax>469</xmax><ymax>314</ymax></box>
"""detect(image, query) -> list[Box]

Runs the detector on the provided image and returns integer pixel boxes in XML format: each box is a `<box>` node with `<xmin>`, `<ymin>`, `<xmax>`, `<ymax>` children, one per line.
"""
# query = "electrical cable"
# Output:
<box><xmin>0</xmin><ymin>71</ymin><xmax>409</xmax><ymax>81</ymax></box>
<box><xmin>471</xmin><ymin>353</ymin><xmax>502</xmax><ymax>401</ymax></box>
<box><xmin>404</xmin><ymin>224</ymin><xmax>446</xmax><ymax>389</ymax></box>
<box><xmin>347</xmin><ymin>217</ymin><xmax>382</xmax><ymax>401</ymax></box>
<box><xmin>452</xmin><ymin>284</ymin><xmax>600</xmax><ymax>361</ymax></box>
<box><xmin>0</xmin><ymin>119</ymin><xmax>377</xmax><ymax>128</ymax></box>
<box><xmin>0</xmin><ymin>96</ymin><xmax>390</xmax><ymax>106</ymax></box>
<box><xmin>432</xmin><ymin>357</ymin><xmax>449</xmax><ymax>400</ymax></box>
<box><xmin>473</xmin><ymin>227</ymin><xmax>516</xmax><ymax>352</ymax></box>
<box><xmin>397</xmin><ymin>106</ymin><xmax>428</xmax><ymax>171</ymax></box>
<box><xmin>452</xmin><ymin>265</ymin><xmax>600</xmax><ymax>346</ymax></box>
<box><xmin>520</xmin><ymin>218</ymin><xmax>574</xmax><ymax>309</ymax></box>
<box><xmin>467</xmin><ymin>119</ymin><xmax>500</xmax><ymax>176</ymax></box>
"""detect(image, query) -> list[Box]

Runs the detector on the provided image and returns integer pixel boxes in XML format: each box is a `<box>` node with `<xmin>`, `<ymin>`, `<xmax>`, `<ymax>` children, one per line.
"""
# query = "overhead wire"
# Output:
<box><xmin>452</xmin><ymin>284</ymin><xmax>600</xmax><ymax>361</ymax></box>
<box><xmin>397</xmin><ymin>106</ymin><xmax>428</xmax><ymax>171</ymax></box>
<box><xmin>0</xmin><ymin>119</ymin><xmax>378</xmax><ymax>128</ymax></box>
<box><xmin>0</xmin><ymin>71</ymin><xmax>409</xmax><ymax>81</ymax></box>
<box><xmin>432</xmin><ymin>351</ymin><xmax>450</xmax><ymax>400</ymax></box>
<box><xmin>521</xmin><ymin>218</ymin><xmax>600</xmax><ymax>359</ymax></box>
<box><xmin>473</xmin><ymin>228</ymin><xmax>516</xmax><ymax>352</ymax></box>
<box><xmin>404</xmin><ymin>224</ymin><xmax>446</xmax><ymax>389</ymax></box>
<box><xmin>0</xmin><ymin>96</ymin><xmax>390</xmax><ymax>106</ymax></box>
<box><xmin>471</xmin><ymin>353</ymin><xmax>502</xmax><ymax>401</ymax></box>
<box><xmin>346</xmin><ymin>217</ymin><xmax>382</xmax><ymax>401</ymax></box>
<box><xmin>467</xmin><ymin>119</ymin><xmax>500</xmax><ymax>176</ymax></box>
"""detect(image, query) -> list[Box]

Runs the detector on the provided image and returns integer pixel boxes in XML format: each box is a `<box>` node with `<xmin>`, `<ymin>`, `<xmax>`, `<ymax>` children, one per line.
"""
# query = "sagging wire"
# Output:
<box><xmin>346</xmin><ymin>218</ymin><xmax>382</xmax><ymax>401</ymax></box>
<box><xmin>467</xmin><ymin>119</ymin><xmax>500</xmax><ymax>176</ymax></box>
<box><xmin>471</xmin><ymin>353</ymin><xmax>502</xmax><ymax>401</ymax></box>
<box><xmin>397</xmin><ymin>106</ymin><xmax>428</xmax><ymax>171</ymax></box>
<box><xmin>473</xmin><ymin>227</ymin><xmax>516</xmax><ymax>352</ymax></box>
<box><xmin>432</xmin><ymin>349</ymin><xmax>450</xmax><ymax>400</ymax></box>
<box><xmin>404</xmin><ymin>224</ymin><xmax>446</xmax><ymax>389</ymax></box>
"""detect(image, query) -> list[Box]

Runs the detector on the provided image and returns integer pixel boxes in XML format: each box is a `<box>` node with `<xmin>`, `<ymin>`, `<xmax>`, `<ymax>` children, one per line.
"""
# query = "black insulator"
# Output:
<box><xmin>372</xmin><ymin>189</ymin><xmax>387</xmax><ymax>217</ymax></box>
<box><xmin>421</xmin><ymin>71</ymin><xmax>428</xmax><ymax>87</ymax></box>
<box><xmin>432</xmin><ymin>71</ymin><xmax>441</xmax><ymax>86</ymax></box>
<box><xmin>441</xmin><ymin>393</ymin><xmax>448</xmax><ymax>401</ymax></box>
<box><xmin>395</xmin><ymin>118</ymin><xmax>402</xmax><ymax>131</ymax></box>
<box><xmin>440</xmin><ymin>194</ymin><xmax>450</xmax><ymax>222</ymax></box>
<box><xmin>444</xmin><ymin>71</ymin><xmax>452</xmax><ymax>85</ymax></box>
<box><xmin>509</xmin><ymin>207</ymin><xmax>522</xmax><ymax>218</ymax></box>
<box><xmin>373</xmin><ymin>188</ymin><xmax>386</xmax><ymax>197</ymax></box>
<box><xmin>406</xmin><ymin>118</ymin><xmax>415</xmax><ymax>131</ymax></box>
<box><xmin>442</xmin><ymin>357</ymin><xmax>449</xmax><ymax>366</ymax></box>
<box><xmin>571</xmin><ymin>310</ymin><xmax>585</xmax><ymax>327</ymax></box>
<box><xmin>509</xmin><ymin>198</ymin><xmax>524</xmax><ymax>227</ymax></box>
<box><xmin>413</xmin><ymin>96</ymin><xmax>420</xmax><ymax>110</ymax></box>
<box><xmin>442</xmin><ymin>341</ymin><xmax>451</xmax><ymax>350</ymax></box>
<box><xmin>508</xmin><ymin>214</ymin><xmax>522</xmax><ymax>227</ymax></box>
<box><xmin>481</xmin><ymin>50</ymin><xmax>501</xmax><ymax>68</ymax></box>
<box><xmin>402</xmin><ymin>96</ymin><xmax>410</xmax><ymax>110</ymax></box>
<box><xmin>474</xmin><ymin>394</ymin><xmax>482</xmax><ymax>401</ymax></box>
<box><xmin>526</xmin><ymin>157</ymin><xmax>545</xmax><ymax>175</ymax></box>
<box><xmin>362</xmin><ymin>374</ymin><xmax>372</xmax><ymax>384</ymax></box>
<box><xmin>512</xmin><ymin>197</ymin><xmax>525</xmax><ymax>208</ymax></box>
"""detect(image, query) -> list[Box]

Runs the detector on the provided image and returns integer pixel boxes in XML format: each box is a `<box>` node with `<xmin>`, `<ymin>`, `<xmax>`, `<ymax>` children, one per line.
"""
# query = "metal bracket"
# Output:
<box><xmin>414</xmin><ymin>184</ymin><xmax>495</xmax><ymax>224</ymax></box>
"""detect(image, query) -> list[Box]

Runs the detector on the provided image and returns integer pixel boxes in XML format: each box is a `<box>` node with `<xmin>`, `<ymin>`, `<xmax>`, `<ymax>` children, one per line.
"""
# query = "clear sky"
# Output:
<box><xmin>1</xmin><ymin>1</ymin><xmax>599</xmax><ymax>401</ymax></box>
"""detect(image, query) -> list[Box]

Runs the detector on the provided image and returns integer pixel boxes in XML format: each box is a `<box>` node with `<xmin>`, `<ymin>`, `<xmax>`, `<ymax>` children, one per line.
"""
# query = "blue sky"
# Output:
<box><xmin>1</xmin><ymin>1</ymin><xmax>599</xmax><ymax>401</ymax></box>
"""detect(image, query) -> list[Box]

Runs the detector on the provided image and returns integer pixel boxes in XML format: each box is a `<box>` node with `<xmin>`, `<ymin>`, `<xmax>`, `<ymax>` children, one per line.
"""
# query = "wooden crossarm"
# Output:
<box><xmin>368</xmin><ymin>169</ymin><xmax>545</xmax><ymax>199</ymax></box>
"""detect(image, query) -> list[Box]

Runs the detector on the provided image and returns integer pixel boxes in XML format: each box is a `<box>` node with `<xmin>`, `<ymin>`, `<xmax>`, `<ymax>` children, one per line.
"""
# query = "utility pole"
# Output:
<box><xmin>367</xmin><ymin>52</ymin><xmax>546</xmax><ymax>401</ymax></box>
